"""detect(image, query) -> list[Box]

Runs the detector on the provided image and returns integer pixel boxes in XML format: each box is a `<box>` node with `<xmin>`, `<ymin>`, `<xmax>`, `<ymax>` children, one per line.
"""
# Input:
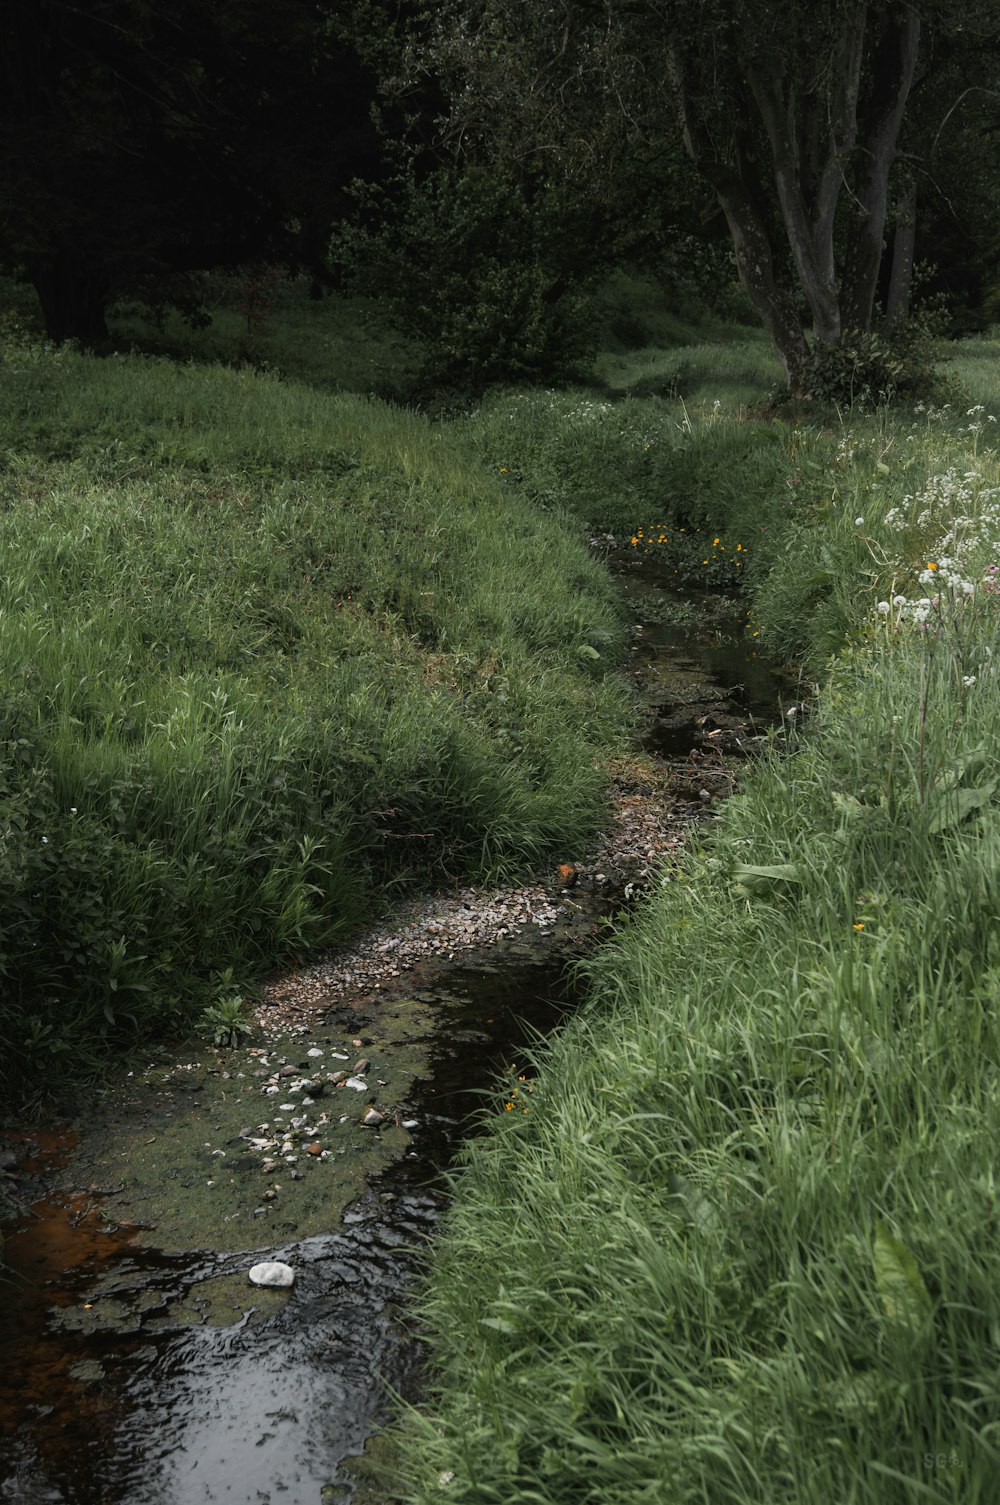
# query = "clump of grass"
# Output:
<box><xmin>464</xmin><ymin>386</ymin><xmax>792</xmax><ymax>543</ymax></box>
<box><xmin>393</xmin><ymin>340</ymin><xmax>1000</xmax><ymax>1503</ymax></box>
<box><xmin>396</xmin><ymin>574</ymin><xmax>1000</xmax><ymax>1505</ymax></box>
<box><xmin>0</xmin><ymin>339</ymin><xmax>632</xmax><ymax>1101</ymax></box>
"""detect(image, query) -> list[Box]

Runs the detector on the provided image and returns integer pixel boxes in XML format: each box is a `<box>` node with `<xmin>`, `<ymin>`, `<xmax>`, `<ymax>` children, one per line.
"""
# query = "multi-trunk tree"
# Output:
<box><xmin>418</xmin><ymin>0</ymin><xmax>998</xmax><ymax>392</ymax></box>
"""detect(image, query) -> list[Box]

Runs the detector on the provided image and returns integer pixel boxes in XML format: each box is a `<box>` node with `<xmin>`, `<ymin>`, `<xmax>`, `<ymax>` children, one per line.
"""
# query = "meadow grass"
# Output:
<box><xmin>391</xmin><ymin>336</ymin><xmax>1000</xmax><ymax>1503</ymax></box>
<box><xmin>108</xmin><ymin>277</ymin><xmax>426</xmax><ymax>400</ymax></box>
<box><xmin>0</xmin><ymin>333</ymin><xmax>632</xmax><ymax>1096</ymax></box>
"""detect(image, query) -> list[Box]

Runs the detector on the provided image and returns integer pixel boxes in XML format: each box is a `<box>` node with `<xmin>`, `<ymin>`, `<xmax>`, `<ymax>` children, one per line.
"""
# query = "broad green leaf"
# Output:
<box><xmin>479</xmin><ymin>1316</ymin><xmax>518</xmax><ymax>1335</ymax></box>
<box><xmin>874</xmin><ymin>1222</ymin><xmax>932</xmax><ymax>1331</ymax></box>
<box><xmin>831</xmin><ymin>791</ymin><xmax>865</xmax><ymax>820</ymax></box>
<box><xmin>732</xmin><ymin>862</ymin><xmax>801</xmax><ymax>895</ymax></box>
<box><xmin>927</xmin><ymin>782</ymin><xmax>996</xmax><ymax>834</ymax></box>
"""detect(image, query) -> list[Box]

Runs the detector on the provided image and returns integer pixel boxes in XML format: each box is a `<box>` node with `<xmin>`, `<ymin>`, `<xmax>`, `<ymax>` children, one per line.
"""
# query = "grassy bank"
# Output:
<box><xmin>0</xmin><ymin>330</ymin><xmax>632</xmax><ymax>1099</ymax></box>
<box><xmin>394</xmin><ymin>338</ymin><xmax>1000</xmax><ymax>1502</ymax></box>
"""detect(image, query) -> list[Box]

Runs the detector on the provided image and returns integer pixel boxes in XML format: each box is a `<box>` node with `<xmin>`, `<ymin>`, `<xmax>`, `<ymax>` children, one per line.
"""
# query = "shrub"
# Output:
<box><xmin>805</xmin><ymin>322</ymin><xmax>957</xmax><ymax>409</ymax></box>
<box><xmin>338</xmin><ymin>165</ymin><xmax>600</xmax><ymax>394</ymax></box>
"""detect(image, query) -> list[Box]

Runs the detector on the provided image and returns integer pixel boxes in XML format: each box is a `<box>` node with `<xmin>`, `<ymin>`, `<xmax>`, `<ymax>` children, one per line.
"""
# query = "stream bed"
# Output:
<box><xmin>0</xmin><ymin>559</ymin><xmax>790</xmax><ymax>1505</ymax></box>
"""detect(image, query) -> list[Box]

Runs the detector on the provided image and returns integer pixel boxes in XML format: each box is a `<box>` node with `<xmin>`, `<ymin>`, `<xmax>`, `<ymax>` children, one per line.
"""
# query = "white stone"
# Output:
<box><xmin>248</xmin><ymin>1261</ymin><xmax>295</xmax><ymax>1288</ymax></box>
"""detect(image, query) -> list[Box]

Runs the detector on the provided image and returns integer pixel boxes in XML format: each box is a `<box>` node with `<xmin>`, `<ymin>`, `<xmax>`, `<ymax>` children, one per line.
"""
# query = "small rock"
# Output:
<box><xmin>279</xmin><ymin>1065</ymin><xmax>297</xmax><ymax>1078</ymax></box>
<box><xmin>344</xmin><ymin>1076</ymin><xmax>368</xmax><ymax>1092</ymax></box>
<box><xmin>306</xmin><ymin>1141</ymin><xmax>323</xmax><ymax>1155</ymax></box>
<box><xmin>262</xmin><ymin>1189</ymin><xmax>278</xmax><ymax>1201</ymax></box>
<box><xmin>352</xmin><ymin>1057</ymin><xmax>370</xmax><ymax>1075</ymax></box>
<box><xmin>362</xmin><ymin>1107</ymin><xmax>385</xmax><ymax>1127</ymax></box>
<box><xmin>248</xmin><ymin>1261</ymin><xmax>294</xmax><ymax>1288</ymax></box>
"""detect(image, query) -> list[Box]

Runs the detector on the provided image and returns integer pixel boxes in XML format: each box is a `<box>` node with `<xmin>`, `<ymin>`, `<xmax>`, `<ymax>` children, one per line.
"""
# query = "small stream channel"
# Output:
<box><xmin>0</xmin><ymin>560</ymin><xmax>790</xmax><ymax>1505</ymax></box>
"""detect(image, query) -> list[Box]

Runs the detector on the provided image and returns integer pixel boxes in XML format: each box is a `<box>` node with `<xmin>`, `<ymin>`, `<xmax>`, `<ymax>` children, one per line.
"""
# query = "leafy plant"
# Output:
<box><xmin>197</xmin><ymin>991</ymin><xmax>251</xmax><ymax>1049</ymax></box>
<box><xmin>805</xmin><ymin>322</ymin><xmax>956</xmax><ymax>409</ymax></box>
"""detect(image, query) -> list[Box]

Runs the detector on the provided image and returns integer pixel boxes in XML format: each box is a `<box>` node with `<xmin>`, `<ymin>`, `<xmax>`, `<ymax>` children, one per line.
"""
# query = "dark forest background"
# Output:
<box><xmin>3</xmin><ymin>0</ymin><xmax>1000</xmax><ymax>396</ymax></box>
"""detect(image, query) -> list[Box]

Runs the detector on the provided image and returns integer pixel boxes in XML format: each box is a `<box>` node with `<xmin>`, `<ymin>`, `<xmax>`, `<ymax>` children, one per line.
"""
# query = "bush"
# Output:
<box><xmin>805</xmin><ymin>322</ymin><xmax>957</xmax><ymax>409</ymax></box>
<box><xmin>337</xmin><ymin>165</ymin><xmax>600</xmax><ymax>395</ymax></box>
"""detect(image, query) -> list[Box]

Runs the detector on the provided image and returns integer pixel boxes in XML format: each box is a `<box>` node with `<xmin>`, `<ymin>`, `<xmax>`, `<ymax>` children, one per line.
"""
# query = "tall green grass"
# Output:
<box><xmin>0</xmin><ymin>339</ymin><xmax>632</xmax><ymax>1096</ymax></box>
<box><xmin>392</xmin><ymin>339</ymin><xmax>1000</xmax><ymax>1503</ymax></box>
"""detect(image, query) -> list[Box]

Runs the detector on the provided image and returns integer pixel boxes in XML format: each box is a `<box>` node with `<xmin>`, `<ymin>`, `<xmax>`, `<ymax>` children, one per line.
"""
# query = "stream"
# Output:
<box><xmin>0</xmin><ymin>558</ymin><xmax>789</xmax><ymax>1505</ymax></box>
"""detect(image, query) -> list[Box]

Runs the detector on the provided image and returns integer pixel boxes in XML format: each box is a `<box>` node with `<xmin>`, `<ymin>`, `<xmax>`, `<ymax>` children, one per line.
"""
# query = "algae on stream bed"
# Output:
<box><xmin>43</xmin><ymin>993</ymin><xmax>439</xmax><ymax>1257</ymax></box>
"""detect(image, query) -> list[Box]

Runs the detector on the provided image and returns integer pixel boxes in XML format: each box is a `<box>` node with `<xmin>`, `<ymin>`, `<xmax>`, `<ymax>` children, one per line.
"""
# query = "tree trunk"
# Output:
<box><xmin>745</xmin><ymin>5</ymin><xmax>868</xmax><ymax>352</ymax></box>
<box><xmin>885</xmin><ymin>180</ymin><xmax>917</xmax><ymax>323</ymax></box>
<box><xmin>840</xmin><ymin>5</ymin><xmax>921</xmax><ymax>332</ymax></box>
<box><xmin>29</xmin><ymin>252</ymin><xmax>111</xmax><ymax>346</ymax></box>
<box><xmin>717</xmin><ymin>193</ymin><xmax>811</xmax><ymax>393</ymax></box>
<box><xmin>666</xmin><ymin>50</ymin><xmax>811</xmax><ymax>392</ymax></box>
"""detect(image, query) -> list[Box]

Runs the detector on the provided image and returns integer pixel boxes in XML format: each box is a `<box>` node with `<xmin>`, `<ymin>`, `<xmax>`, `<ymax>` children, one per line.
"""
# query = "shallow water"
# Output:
<box><xmin>0</xmin><ymin>960</ymin><xmax>580</xmax><ymax>1505</ymax></box>
<box><xmin>0</xmin><ymin>565</ymin><xmax>786</xmax><ymax>1505</ymax></box>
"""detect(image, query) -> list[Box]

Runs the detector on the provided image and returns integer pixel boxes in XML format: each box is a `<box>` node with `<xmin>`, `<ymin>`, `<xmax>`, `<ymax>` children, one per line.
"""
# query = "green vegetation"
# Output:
<box><xmin>392</xmin><ymin>335</ymin><xmax>1000</xmax><ymax>1502</ymax></box>
<box><xmin>5</xmin><ymin>262</ymin><xmax>1000</xmax><ymax>1500</ymax></box>
<box><xmin>0</xmin><ymin>314</ymin><xmax>632</xmax><ymax>1100</ymax></box>
<box><xmin>107</xmin><ymin>275</ymin><xmax>426</xmax><ymax>402</ymax></box>
<box><xmin>6</xmin><ymin>0</ymin><xmax>1000</xmax><ymax>1490</ymax></box>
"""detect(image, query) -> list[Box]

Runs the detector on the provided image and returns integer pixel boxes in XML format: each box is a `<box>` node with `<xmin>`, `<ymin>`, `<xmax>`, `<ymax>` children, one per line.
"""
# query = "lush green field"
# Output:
<box><xmin>392</xmin><ymin>336</ymin><xmax>1000</xmax><ymax>1502</ymax></box>
<box><xmin>0</xmin><ymin>311</ymin><xmax>633</xmax><ymax>1097</ymax></box>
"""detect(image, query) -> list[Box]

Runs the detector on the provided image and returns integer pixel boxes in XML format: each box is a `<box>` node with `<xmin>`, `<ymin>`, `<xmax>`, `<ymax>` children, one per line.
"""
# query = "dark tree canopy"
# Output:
<box><xmin>0</xmin><ymin>0</ymin><xmax>383</xmax><ymax>343</ymax></box>
<box><xmin>414</xmin><ymin>0</ymin><xmax>1000</xmax><ymax>392</ymax></box>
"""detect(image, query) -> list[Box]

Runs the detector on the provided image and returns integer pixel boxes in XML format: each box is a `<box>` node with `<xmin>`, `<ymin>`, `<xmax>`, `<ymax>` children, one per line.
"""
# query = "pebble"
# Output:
<box><xmin>248</xmin><ymin>1261</ymin><xmax>295</xmax><ymax>1288</ymax></box>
